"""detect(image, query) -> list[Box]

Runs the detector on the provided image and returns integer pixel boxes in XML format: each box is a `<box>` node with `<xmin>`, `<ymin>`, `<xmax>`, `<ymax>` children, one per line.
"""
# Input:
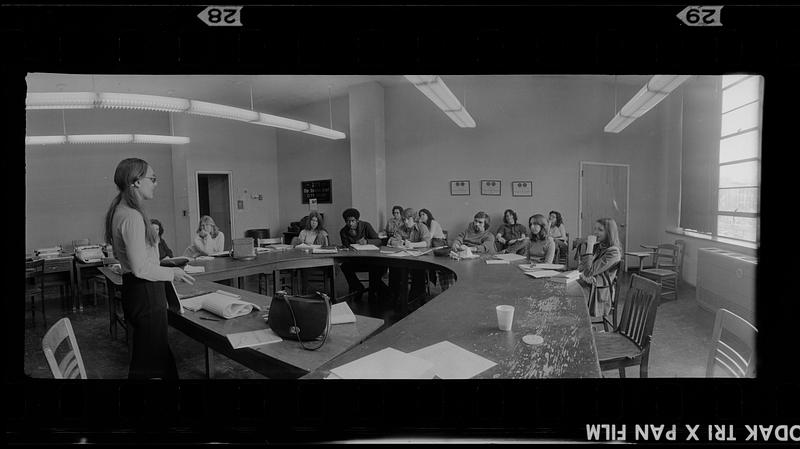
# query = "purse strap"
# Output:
<box><xmin>282</xmin><ymin>291</ymin><xmax>331</xmax><ymax>351</ymax></box>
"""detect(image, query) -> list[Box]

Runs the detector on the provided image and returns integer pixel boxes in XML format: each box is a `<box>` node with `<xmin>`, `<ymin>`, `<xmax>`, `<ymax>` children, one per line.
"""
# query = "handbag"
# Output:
<box><xmin>267</xmin><ymin>290</ymin><xmax>331</xmax><ymax>350</ymax></box>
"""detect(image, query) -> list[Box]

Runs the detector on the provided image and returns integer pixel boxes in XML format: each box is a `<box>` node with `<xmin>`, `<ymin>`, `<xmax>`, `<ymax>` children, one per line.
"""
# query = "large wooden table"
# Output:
<box><xmin>186</xmin><ymin>248</ymin><xmax>601</xmax><ymax>378</ymax></box>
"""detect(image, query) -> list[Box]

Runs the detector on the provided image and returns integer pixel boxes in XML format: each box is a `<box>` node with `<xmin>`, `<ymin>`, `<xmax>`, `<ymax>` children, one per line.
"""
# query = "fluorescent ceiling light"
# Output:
<box><xmin>26</xmin><ymin>134</ymin><xmax>190</xmax><ymax>145</ymax></box>
<box><xmin>25</xmin><ymin>91</ymin><xmax>346</xmax><ymax>140</ymax></box>
<box><xmin>404</xmin><ymin>75</ymin><xmax>476</xmax><ymax>128</ymax></box>
<box><xmin>604</xmin><ymin>75</ymin><xmax>691</xmax><ymax>133</ymax></box>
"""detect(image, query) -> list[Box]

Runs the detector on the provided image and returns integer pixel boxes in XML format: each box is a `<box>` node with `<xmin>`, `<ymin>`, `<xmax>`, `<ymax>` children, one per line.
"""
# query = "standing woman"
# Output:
<box><xmin>577</xmin><ymin>217</ymin><xmax>622</xmax><ymax>318</ymax></box>
<box><xmin>295</xmin><ymin>211</ymin><xmax>329</xmax><ymax>246</ymax></box>
<box><xmin>548</xmin><ymin>210</ymin><xmax>568</xmax><ymax>262</ymax></box>
<box><xmin>496</xmin><ymin>209</ymin><xmax>529</xmax><ymax>255</ymax></box>
<box><xmin>418</xmin><ymin>208</ymin><xmax>446</xmax><ymax>247</ymax></box>
<box><xmin>104</xmin><ymin>158</ymin><xmax>195</xmax><ymax>379</ymax></box>
<box><xmin>526</xmin><ymin>214</ymin><xmax>556</xmax><ymax>264</ymax></box>
<box><xmin>150</xmin><ymin>219</ymin><xmax>173</xmax><ymax>260</ymax></box>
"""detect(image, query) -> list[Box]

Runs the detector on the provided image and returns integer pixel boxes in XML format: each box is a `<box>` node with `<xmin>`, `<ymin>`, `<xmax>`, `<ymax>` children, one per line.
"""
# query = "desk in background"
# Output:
<box><xmin>41</xmin><ymin>256</ymin><xmax>76</xmax><ymax>311</ymax></box>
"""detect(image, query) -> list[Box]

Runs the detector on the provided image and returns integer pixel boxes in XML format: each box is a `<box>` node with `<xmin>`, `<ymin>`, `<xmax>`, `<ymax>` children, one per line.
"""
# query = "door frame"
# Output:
<box><xmin>195</xmin><ymin>170</ymin><xmax>235</xmax><ymax>245</ymax></box>
<box><xmin>578</xmin><ymin>161</ymin><xmax>630</xmax><ymax>254</ymax></box>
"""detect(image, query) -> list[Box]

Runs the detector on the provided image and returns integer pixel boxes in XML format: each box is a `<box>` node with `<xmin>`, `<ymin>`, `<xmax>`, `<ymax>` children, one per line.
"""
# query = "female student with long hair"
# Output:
<box><xmin>526</xmin><ymin>214</ymin><xmax>556</xmax><ymax>264</ymax></box>
<box><xmin>548</xmin><ymin>210</ymin><xmax>568</xmax><ymax>262</ymax></box>
<box><xmin>104</xmin><ymin>158</ymin><xmax>195</xmax><ymax>379</ymax></box>
<box><xmin>150</xmin><ymin>218</ymin><xmax>173</xmax><ymax>260</ymax></box>
<box><xmin>577</xmin><ymin>217</ymin><xmax>622</xmax><ymax>318</ymax></box>
<box><xmin>295</xmin><ymin>210</ymin><xmax>329</xmax><ymax>246</ymax></box>
<box><xmin>418</xmin><ymin>208</ymin><xmax>446</xmax><ymax>247</ymax></box>
<box><xmin>186</xmin><ymin>215</ymin><xmax>225</xmax><ymax>256</ymax></box>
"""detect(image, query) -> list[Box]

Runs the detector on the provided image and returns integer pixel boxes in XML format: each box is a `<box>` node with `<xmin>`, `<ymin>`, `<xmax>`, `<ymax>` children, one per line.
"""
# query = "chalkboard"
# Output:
<box><xmin>301</xmin><ymin>179</ymin><xmax>332</xmax><ymax>204</ymax></box>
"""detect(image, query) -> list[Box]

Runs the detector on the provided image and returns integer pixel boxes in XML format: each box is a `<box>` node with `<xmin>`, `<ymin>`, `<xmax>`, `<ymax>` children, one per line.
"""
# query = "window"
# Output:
<box><xmin>717</xmin><ymin>75</ymin><xmax>762</xmax><ymax>244</ymax></box>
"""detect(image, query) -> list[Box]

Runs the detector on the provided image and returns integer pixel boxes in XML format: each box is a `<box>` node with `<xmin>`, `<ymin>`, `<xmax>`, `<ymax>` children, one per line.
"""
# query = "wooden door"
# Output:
<box><xmin>579</xmin><ymin>162</ymin><xmax>629</xmax><ymax>252</ymax></box>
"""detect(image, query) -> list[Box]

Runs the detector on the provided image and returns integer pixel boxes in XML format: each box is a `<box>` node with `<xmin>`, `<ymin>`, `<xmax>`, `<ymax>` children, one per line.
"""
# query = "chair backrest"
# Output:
<box><xmin>706</xmin><ymin>308</ymin><xmax>757</xmax><ymax>378</ymax></box>
<box><xmin>617</xmin><ymin>274</ymin><xmax>662</xmax><ymax>349</ymax></box>
<box><xmin>42</xmin><ymin>317</ymin><xmax>87</xmax><ymax>379</ymax></box>
<box><xmin>653</xmin><ymin>243</ymin><xmax>679</xmax><ymax>268</ymax></box>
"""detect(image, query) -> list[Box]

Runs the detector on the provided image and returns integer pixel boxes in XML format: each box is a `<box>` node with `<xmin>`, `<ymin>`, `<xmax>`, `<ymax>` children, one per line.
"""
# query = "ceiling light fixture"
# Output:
<box><xmin>26</xmin><ymin>91</ymin><xmax>346</xmax><ymax>140</ymax></box>
<box><xmin>25</xmin><ymin>134</ymin><xmax>190</xmax><ymax>146</ymax></box>
<box><xmin>604</xmin><ymin>75</ymin><xmax>692</xmax><ymax>133</ymax></box>
<box><xmin>404</xmin><ymin>75</ymin><xmax>476</xmax><ymax>128</ymax></box>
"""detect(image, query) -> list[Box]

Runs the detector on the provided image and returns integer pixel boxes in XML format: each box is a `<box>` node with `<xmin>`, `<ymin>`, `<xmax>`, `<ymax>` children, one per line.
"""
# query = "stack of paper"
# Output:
<box><xmin>184</xmin><ymin>265</ymin><xmax>205</xmax><ymax>274</ymax></box>
<box><xmin>330</xmin><ymin>302</ymin><xmax>357</xmax><ymax>324</ymax></box>
<box><xmin>312</xmin><ymin>248</ymin><xmax>338</xmax><ymax>254</ymax></box>
<box><xmin>494</xmin><ymin>253</ymin><xmax>527</xmax><ymax>262</ymax></box>
<box><xmin>351</xmin><ymin>244</ymin><xmax>380</xmax><ymax>251</ymax></box>
<box><xmin>523</xmin><ymin>270</ymin><xmax>561</xmax><ymax>279</ymax></box>
<box><xmin>518</xmin><ymin>263</ymin><xmax>566</xmax><ymax>272</ymax></box>
<box><xmin>181</xmin><ymin>292</ymin><xmax>261</xmax><ymax>319</ymax></box>
<box><xmin>227</xmin><ymin>329</ymin><xmax>282</xmax><ymax>349</ymax></box>
<box><xmin>329</xmin><ymin>348</ymin><xmax>436</xmax><ymax>379</ymax></box>
<box><xmin>295</xmin><ymin>243</ymin><xmax>322</xmax><ymax>250</ymax></box>
<box><xmin>486</xmin><ymin>259</ymin><xmax>509</xmax><ymax>265</ymax></box>
<box><xmin>267</xmin><ymin>244</ymin><xmax>293</xmax><ymax>251</ymax></box>
<box><xmin>550</xmin><ymin>270</ymin><xmax>581</xmax><ymax>283</ymax></box>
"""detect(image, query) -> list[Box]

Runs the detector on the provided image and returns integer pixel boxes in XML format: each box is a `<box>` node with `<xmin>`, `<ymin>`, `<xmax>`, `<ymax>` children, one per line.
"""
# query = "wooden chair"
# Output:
<box><xmin>26</xmin><ymin>258</ymin><xmax>46</xmax><ymax>326</ymax></box>
<box><xmin>42</xmin><ymin>317</ymin><xmax>87</xmax><ymax>379</ymax></box>
<box><xmin>588</xmin><ymin>261</ymin><xmax>621</xmax><ymax>332</ymax></box>
<box><xmin>639</xmin><ymin>243</ymin><xmax>681</xmax><ymax>302</ymax></box>
<box><xmin>706</xmin><ymin>308</ymin><xmax>757</xmax><ymax>378</ymax></box>
<box><xmin>595</xmin><ymin>274</ymin><xmax>662</xmax><ymax>378</ymax></box>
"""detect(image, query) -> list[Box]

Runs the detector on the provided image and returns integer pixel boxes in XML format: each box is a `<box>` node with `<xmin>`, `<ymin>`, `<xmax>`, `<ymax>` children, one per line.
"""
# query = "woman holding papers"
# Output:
<box><xmin>150</xmin><ymin>218</ymin><xmax>173</xmax><ymax>260</ymax></box>
<box><xmin>526</xmin><ymin>214</ymin><xmax>556</xmax><ymax>264</ymax></box>
<box><xmin>295</xmin><ymin>211</ymin><xmax>329</xmax><ymax>246</ymax></box>
<box><xmin>496</xmin><ymin>209</ymin><xmax>529</xmax><ymax>255</ymax></box>
<box><xmin>185</xmin><ymin>215</ymin><xmax>225</xmax><ymax>257</ymax></box>
<box><xmin>577</xmin><ymin>217</ymin><xmax>622</xmax><ymax>318</ymax></box>
<box><xmin>104</xmin><ymin>158</ymin><xmax>195</xmax><ymax>379</ymax></box>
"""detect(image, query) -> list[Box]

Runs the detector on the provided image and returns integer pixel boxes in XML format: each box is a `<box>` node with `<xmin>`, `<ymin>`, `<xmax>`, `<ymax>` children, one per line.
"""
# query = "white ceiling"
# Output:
<box><xmin>25</xmin><ymin>73</ymin><xmax>655</xmax><ymax>115</ymax></box>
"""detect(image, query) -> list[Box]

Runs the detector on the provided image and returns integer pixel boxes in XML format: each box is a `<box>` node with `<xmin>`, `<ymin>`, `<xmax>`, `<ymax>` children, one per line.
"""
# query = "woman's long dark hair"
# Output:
<box><xmin>549</xmin><ymin>210</ymin><xmax>563</xmax><ymax>228</ymax></box>
<box><xmin>104</xmin><ymin>158</ymin><xmax>158</xmax><ymax>247</ymax></box>
<box><xmin>419</xmin><ymin>208</ymin><xmax>435</xmax><ymax>229</ymax></box>
<box><xmin>305</xmin><ymin>210</ymin><xmax>327</xmax><ymax>232</ymax></box>
<box><xmin>503</xmin><ymin>209</ymin><xmax>518</xmax><ymax>225</ymax></box>
<box><xmin>528</xmin><ymin>214</ymin><xmax>550</xmax><ymax>242</ymax></box>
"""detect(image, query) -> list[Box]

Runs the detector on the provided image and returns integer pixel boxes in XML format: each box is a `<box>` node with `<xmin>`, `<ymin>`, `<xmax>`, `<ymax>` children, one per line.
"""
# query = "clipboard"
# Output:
<box><xmin>165</xmin><ymin>281</ymin><xmax>184</xmax><ymax>314</ymax></box>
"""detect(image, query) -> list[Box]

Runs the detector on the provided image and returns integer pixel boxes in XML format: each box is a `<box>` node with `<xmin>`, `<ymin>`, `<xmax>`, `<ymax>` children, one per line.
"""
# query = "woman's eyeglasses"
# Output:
<box><xmin>141</xmin><ymin>176</ymin><xmax>158</xmax><ymax>184</ymax></box>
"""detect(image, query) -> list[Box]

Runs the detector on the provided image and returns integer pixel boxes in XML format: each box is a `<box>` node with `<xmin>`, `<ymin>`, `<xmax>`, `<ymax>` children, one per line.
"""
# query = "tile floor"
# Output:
<box><xmin>23</xmin><ymin>269</ymin><xmax>716</xmax><ymax>379</ymax></box>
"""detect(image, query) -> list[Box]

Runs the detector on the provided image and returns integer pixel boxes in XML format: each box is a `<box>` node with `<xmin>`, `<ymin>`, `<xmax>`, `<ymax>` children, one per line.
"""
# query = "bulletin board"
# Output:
<box><xmin>301</xmin><ymin>179</ymin><xmax>332</xmax><ymax>204</ymax></box>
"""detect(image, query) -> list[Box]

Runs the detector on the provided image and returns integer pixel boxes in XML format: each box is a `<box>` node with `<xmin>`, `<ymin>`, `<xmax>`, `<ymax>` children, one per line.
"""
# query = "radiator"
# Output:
<box><xmin>696</xmin><ymin>247</ymin><xmax>757</xmax><ymax>322</ymax></box>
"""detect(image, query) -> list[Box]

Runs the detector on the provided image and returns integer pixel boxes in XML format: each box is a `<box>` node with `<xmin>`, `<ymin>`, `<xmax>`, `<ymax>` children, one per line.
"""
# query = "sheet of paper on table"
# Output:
<box><xmin>330</xmin><ymin>301</ymin><xmax>357</xmax><ymax>324</ymax></box>
<box><xmin>312</xmin><ymin>248</ymin><xmax>338</xmax><ymax>254</ymax></box>
<box><xmin>409</xmin><ymin>341</ymin><xmax>497</xmax><ymax>379</ymax></box>
<box><xmin>328</xmin><ymin>347</ymin><xmax>436</xmax><ymax>379</ymax></box>
<box><xmin>295</xmin><ymin>243</ymin><xmax>322</xmax><ymax>250</ymax></box>
<box><xmin>524</xmin><ymin>269</ymin><xmax>561</xmax><ymax>278</ymax></box>
<box><xmin>493</xmin><ymin>253</ymin><xmax>527</xmax><ymax>262</ymax></box>
<box><xmin>184</xmin><ymin>265</ymin><xmax>206</xmax><ymax>274</ymax></box>
<box><xmin>227</xmin><ymin>328</ymin><xmax>282</xmax><ymax>349</ymax></box>
<box><xmin>350</xmin><ymin>244</ymin><xmax>380</xmax><ymax>251</ymax></box>
<box><xmin>518</xmin><ymin>263</ymin><xmax>565</xmax><ymax>271</ymax></box>
<box><xmin>486</xmin><ymin>259</ymin><xmax>509</xmax><ymax>265</ymax></box>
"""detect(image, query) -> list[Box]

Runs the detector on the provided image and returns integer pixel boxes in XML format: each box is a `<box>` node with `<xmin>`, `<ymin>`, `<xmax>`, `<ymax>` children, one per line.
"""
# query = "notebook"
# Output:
<box><xmin>409</xmin><ymin>341</ymin><xmax>497</xmax><ymax>379</ymax></box>
<box><xmin>329</xmin><ymin>348</ymin><xmax>436</xmax><ymax>379</ymax></box>
<box><xmin>180</xmin><ymin>291</ymin><xmax>261</xmax><ymax>319</ymax></box>
<box><xmin>523</xmin><ymin>270</ymin><xmax>561</xmax><ymax>279</ymax></box>
<box><xmin>350</xmin><ymin>244</ymin><xmax>380</xmax><ymax>251</ymax></box>
<box><xmin>165</xmin><ymin>282</ymin><xmax>184</xmax><ymax>313</ymax></box>
<box><xmin>330</xmin><ymin>301</ymin><xmax>357</xmax><ymax>324</ymax></box>
<box><xmin>226</xmin><ymin>329</ymin><xmax>282</xmax><ymax>349</ymax></box>
<box><xmin>184</xmin><ymin>265</ymin><xmax>206</xmax><ymax>274</ymax></box>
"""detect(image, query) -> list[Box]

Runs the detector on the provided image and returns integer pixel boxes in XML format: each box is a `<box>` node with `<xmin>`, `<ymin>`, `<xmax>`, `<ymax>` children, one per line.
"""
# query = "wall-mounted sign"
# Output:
<box><xmin>481</xmin><ymin>180</ymin><xmax>501</xmax><ymax>196</ymax></box>
<box><xmin>302</xmin><ymin>179</ymin><xmax>332</xmax><ymax>204</ymax></box>
<box><xmin>511</xmin><ymin>180</ymin><xmax>533</xmax><ymax>197</ymax></box>
<box><xmin>450</xmin><ymin>180</ymin><xmax>470</xmax><ymax>196</ymax></box>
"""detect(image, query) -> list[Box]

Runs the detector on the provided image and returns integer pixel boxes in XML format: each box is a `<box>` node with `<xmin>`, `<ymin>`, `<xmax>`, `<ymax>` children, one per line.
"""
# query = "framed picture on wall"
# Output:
<box><xmin>511</xmin><ymin>180</ymin><xmax>533</xmax><ymax>197</ymax></box>
<box><xmin>480</xmin><ymin>180</ymin><xmax>501</xmax><ymax>196</ymax></box>
<box><xmin>450</xmin><ymin>180</ymin><xmax>470</xmax><ymax>196</ymax></box>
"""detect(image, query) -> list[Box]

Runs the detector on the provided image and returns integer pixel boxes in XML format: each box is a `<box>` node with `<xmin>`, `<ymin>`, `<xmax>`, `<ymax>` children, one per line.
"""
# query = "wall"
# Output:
<box><xmin>384</xmin><ymin>75</ymin><xmax>669</xmax><ymax>253</ymax></box>
<box><xmin>276</xmin><ymin>96</ymin><xmax>351</xmax><ymax>234</ymax></box>
<box><xmin>25</xmin><ymin>109</ymin><xmax>177</xmax><ymax>252</ymax></box>
<box><xmin>659</xmin><ymin>76</ymin><xmax>758</xmax><ymax>286</ymax></box>
<box><xmin>171</xmin><ymin>114</ymin><xmax>280</xmax><ymax>252</ymax></box>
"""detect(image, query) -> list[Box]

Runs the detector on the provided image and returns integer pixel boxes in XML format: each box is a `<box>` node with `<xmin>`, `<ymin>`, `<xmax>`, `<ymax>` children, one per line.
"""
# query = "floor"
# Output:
<box><xmin>24</xmin><ymin>268</ymin><xmax>716</xmax><ymax>379</ymax></box>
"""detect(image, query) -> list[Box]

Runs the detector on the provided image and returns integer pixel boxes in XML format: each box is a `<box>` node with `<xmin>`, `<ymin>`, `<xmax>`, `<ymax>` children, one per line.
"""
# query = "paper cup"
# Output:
<box><xmin>496</xmin><ymin>305</ymin><xmax>515</xmax><ymax>331</ymax></box>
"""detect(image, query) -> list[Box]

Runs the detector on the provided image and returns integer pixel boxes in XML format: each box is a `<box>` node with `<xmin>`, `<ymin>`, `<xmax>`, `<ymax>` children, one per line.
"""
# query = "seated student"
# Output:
<box><xmin>548</xmin><ymin>210</ymin><xmax>569</xmax><ymax>261</ymax></box>
<box><xmin>496</xmin><ymin>209</ymin><xmax>529</xmax><ymax>255</ymax></box>
<box><xmin>150</xmin><ymin>219</ymin><xmax>173</xmax><ymax>260</ymax></box>
<box><xmin>384</xmin><ymin>205</ymin><xmax>404</xmax><ymax>238</ymax></box>
<box><xmin>577</xmin><ymin>217</ymin><xmax>622</xmax><ymax>318</ymax></box>
<box><xmin>526</xmin><ymin>214</ymin><xmax>556</xmax><ymax>264</ymax></box>
<box><xmin>418</xmin><ymin>208</ymin><xmax>446</xmax><ymax>247</ymax></box>
<box><xmin>338</xmin><ymin>208</ymin><xmax>387</xmax><ymax>299</ymax></box>
<box><xmin>184</xmin><ymin>215</ymin><xmax>225</xmax><ymax>257</ymax></box>
<box><xmin>293</xmin><ymin>211</ymin><xmax>329</xmax><ymax>246</ymax></box>
<box><xmin>387</xmin><ymin>208</ymin><xmax>431</xmax><ymax>304</ymax></box>
<box><xmin>451</xmin><ymin>211</ymin><xmax>496</xmax><ymax>254</ymax></box>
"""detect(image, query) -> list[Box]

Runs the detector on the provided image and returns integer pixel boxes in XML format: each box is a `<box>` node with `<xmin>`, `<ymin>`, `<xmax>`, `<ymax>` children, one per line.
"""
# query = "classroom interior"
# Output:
<box><xmin>24</xmin><ymin>73</ymin><xmax>760</xmax><ymax>379</ymax></box>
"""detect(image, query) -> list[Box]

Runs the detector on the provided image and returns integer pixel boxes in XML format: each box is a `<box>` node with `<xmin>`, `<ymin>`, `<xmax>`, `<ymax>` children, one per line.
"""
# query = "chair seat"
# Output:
<box><xmin>595</xmin><ymin>332</ymin><xmax>642</xmax><ymax>362</ymax></box>
<box><xmin>640</xmin><ymin>268</ymin><xmax>676</xmax><ymax>278</ymax></box>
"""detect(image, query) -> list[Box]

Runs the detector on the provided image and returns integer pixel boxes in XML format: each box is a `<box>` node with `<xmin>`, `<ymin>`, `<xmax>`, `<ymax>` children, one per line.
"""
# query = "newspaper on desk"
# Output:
<box><xmin>180</xmin><ymin>291</ymin><xmax>261</xmax><ymax>319</ymax></box>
